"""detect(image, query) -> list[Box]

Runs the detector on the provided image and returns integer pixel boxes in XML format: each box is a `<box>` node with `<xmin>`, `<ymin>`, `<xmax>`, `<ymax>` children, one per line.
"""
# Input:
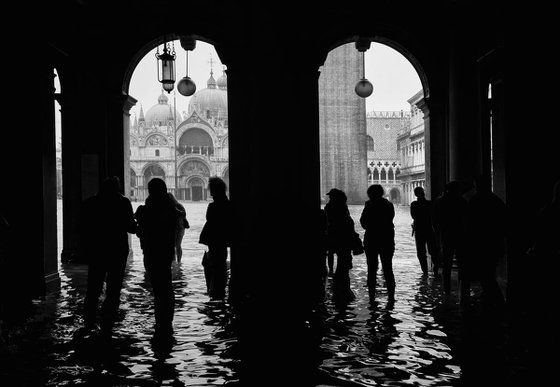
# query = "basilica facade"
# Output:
<box><xmin>129</xmin><ymin>70</ymin><xmax>229</xmax><ymax>201</ymax></box>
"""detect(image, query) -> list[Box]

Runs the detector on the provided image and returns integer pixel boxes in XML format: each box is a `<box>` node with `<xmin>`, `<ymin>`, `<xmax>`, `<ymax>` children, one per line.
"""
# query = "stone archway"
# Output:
<box><xmin>186</xmin><ymin>176</ymin><xmax>207</xmax><ymax>201</ymax></box>
<box><xmin>143</xmin><ymin>164</ymin><xmax>165</xmax><ymax>184</ymax></box>
<box><xmin>177</xmin><ymin>159</ymin><xmax>210</xmax><ymax>200</ymax></box>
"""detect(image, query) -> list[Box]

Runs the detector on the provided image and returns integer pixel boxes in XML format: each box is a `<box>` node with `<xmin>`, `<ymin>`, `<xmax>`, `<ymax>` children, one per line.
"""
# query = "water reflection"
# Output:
<box><xmin>33</xmin><ymin>201</ymin><xmax>473</xmax><ymax>385</ymax></box>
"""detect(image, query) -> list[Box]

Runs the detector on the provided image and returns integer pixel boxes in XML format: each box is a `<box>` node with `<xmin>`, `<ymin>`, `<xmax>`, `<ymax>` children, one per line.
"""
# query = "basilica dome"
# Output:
<box><xmin>144</xmin><ymin>92</ymin><xmax>181</xmax><ymax>126</ymax></box>
<box><xmin>187</xmin><ymin>71</ymin><xmax>228</xmax><ymax>120</ymax></box>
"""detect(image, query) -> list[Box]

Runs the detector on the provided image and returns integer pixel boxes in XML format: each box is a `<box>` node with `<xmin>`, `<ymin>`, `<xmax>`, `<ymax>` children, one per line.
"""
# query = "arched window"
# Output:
<box><xmin>144</xmin><ymin>164</ymin><xmax>165</xmax><ymax>183</ymax></box>
<box><xmin>388</xmin><ymin>169</ymin><xmax>394</xmax><ymax>181</ymax></box>
<box><xmin>366</xmin><ymin>135</ymin><xmax>374</xmax><ymax>151</ymax></box>
<box><xmin>179</xmin><ymin>128</ymin><xmax>214</xmax><ymax>156</ymax></box>
<box><xmin>380</xmin><ymin>169</ymin><xmax>387</xmax><ymax>181</ymax></box>
<box><xmin>373</xmin><ymin>168</ymin><xmax>380</xmax><ymax>181</ymax></box>
<box><xmin>155</xmin><ymin>149</ymin><xmax>160</xmax><ymax>157</ymax></box>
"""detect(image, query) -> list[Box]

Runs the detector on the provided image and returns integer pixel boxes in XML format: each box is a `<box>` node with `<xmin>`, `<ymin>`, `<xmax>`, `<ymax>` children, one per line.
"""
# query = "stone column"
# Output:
<box><xmin>105</xmin><ymin>94</ymin><xmax>136</xmax><ymax>193</ymax></box>
<box><xmin>418</xmin><ymin>96</ymin><xmax>446</xmax><ymax>199</ymax></box>
<box><xmin>448</xmin><ymin>29</ymin><xmax>480</xmax><ymax>184</ymax></box>
<box><xmin>1</xmin><ymin>51</ymin><xmax>60</xmax><ymax>297</ymax></box>
<box><xmin>319</xmin><ymin>43</ymin><xmax>368</xmax><ymax>204</ymax></box>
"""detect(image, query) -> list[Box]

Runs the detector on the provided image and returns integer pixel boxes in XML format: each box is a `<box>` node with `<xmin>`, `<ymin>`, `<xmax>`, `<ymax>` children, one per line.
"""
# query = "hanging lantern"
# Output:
<box><xmin>156</xmin><ymin>38</ymin><xmax>176</xmax><ymax>93</ymax></box>
<box><xmin>177</xmin><ymin>49</ymin><xmax>196</xmax><ymax>96</ymax></box>
<box><xmin>355</xmin><ymin>39</ymin><xmax>373</xmax><ymax>98</ymax></box>
<box><xmin>355</xmin><ymin>77</ymin><xmax>373</xmax><ymax>98</ymax></box>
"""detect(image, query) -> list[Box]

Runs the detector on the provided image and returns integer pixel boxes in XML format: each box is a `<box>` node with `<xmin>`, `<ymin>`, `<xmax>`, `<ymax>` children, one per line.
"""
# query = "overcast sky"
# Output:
<box><xmin>128</xmin><ymin>40</ymin><xmax>423</xmax><ymax>121</ymax></box>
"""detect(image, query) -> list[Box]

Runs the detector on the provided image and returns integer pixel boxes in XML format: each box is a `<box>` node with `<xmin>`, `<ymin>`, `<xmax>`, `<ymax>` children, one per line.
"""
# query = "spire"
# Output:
<box><xmin>139</xmin><ymin>105</ymin><xmax>145</xmax><ymax>121</ymax></box>
<box><xmin>207</xmin><ymin>69</ymin><xmax>217</xmax><ymax>89</ymax></box>
<box><xmin>207</xmin><ymin>53</ymin><xmax>217</xmax><ymax>89</ymax></box>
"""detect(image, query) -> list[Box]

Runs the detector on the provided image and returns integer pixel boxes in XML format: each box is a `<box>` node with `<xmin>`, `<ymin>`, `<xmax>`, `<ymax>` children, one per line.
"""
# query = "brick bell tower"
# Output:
<box><xmin>319</xmin><ymin>42</ymin><xmax>368</xmax><ymax>205</ymax></box>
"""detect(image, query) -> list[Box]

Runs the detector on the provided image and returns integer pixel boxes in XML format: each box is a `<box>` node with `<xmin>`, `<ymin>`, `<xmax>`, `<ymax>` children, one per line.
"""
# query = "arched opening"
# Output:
<box><xmin>178</xmin><ymin>128</ymin><xmax>214</xmax><ymax>156</ymax></box>
<box><xmin>144</xmin><ymin>164</ymin><xmax>165</xmax><ymax>183</ymax></box>
<box><xmin>318</xmin><ymin>37</ymin><xmax>427</xmax><ymax>301</ymax></box>
<box><xmin>366</xmin><ymin>135</ymin><xmax>374</xmax><ymax>152</ymax></box>
<box><xmin>127</xmin><ymin>37</ymin><xmax>229</xmax><ymax>208</ymax></box>
<box><xmin>187</xmin><ymin>176</ymin><xmax>207</xmax><ymax>201</ymax></box>
<box><xmin>319</xmin><ymin>40</ymin><xmax>425</xmax><ymax>206</ymax></box>
<box><xmin>373</xmin><ymin>168</ymin><xmax>380</xmax><ymax>182</ymax></box>
<box><xmin>178</xmin><ymin>159</ymin><xmax>210</xmax><ymax>200</ymax></box>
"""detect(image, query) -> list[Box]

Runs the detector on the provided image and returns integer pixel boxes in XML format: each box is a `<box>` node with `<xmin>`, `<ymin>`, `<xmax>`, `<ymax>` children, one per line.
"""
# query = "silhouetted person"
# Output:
<box><xmin>135</xmin><ymin>178</ymin><xmax>182</xmax><ymax>338</ymax></box>
<box><xmin>360</xmin><ymin>184</ymin><xmax>396</xmax><ymax>302</ymax></box>
<box><xmin>325</xmin><ymin>188</ymin><xmax>356</xmax><ymax>303</ymax></box>
<box><xmin>410</xmin><ymin>186</ymin><xmax>439</xmax><ymax>275</ymax></box>
<box><xmin>464</xmin><ymin>175</ymin><xmax>506</xmax><ymax>308</ymax></box>
<box><xmin>199</xmin><ymin>177</ymin><xmax>232</xmax><ymax>299</ymax></box>
<box><xmin>433</xmin><ymin>181</ymin><xmax>468</xmax><ymax>299</ymax></box>
<box><xmin>168</xmin><ymin>193</ymin><xmax>189</xmax><ymax>262</ymax></box>
<box><xmin>78</xmin><ymin>176</ymin><xmax>137</xmax><ymax>336</ymax></box>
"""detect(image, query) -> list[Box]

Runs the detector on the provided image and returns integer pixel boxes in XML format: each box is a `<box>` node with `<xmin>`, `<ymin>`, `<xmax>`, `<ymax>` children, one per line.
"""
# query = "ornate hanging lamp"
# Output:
<box><xmin>156</xmin><ymin>36</ymin><xmax>176</xmax><ymax>93</ymax></box>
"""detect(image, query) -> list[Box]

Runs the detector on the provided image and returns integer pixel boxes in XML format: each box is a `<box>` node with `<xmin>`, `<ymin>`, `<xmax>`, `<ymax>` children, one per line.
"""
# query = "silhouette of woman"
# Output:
<box><xmin>325</xmin><ymin>188</ymin><xmax>357</xmax><ymax>303</ymax></box>
<box><xmin>199</xmin><ymin>177</ymin><xmax>232</xmax><ymax>299</ymax></box>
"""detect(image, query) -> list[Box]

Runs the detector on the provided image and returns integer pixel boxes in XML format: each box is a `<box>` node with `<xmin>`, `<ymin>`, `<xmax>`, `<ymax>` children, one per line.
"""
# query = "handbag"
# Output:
<box><xmin>352</xmin><ymin>231</ymin><xmax>364</xmax><ymax>255</ymax></box>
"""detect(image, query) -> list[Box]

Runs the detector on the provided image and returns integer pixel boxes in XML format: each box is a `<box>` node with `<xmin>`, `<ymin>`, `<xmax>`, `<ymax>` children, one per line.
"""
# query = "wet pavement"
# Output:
<box><xmin>0</xmin><ymin>202</ymin><xmax>533</xmax><ymax>386</ymax></box>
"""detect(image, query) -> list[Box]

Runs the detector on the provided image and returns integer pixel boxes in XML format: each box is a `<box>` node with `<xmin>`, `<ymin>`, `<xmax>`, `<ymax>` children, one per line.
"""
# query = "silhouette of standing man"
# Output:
<box><xmin>433</xmin><ymin>181</ymin><xmax>468</xmax><ymax>300</ymax></box>
<box><xmin>79</xmin><ymin>176</ymin><xmax>137</xmax><ymax>337</ymax></box>
<box><xmin>464</xmin><ymin>175</ymin><xmax>506</xmax><ymax>308</ymax></box>
<box><xmin>360</xmin><ymin>184</ymin><xmax>396</xmax><ymax>302</ymax></box>
<box><xmin>135</xmin><ymin>178</ymin><xmax>182</xmax><ymax>338</ymax></box>
<box><xmin>410</xmin><ymin>186</ymin><xmax>439</xmax><ymax>276</ymax></box>
<box><xmin>199</xmin><ymin>177</ymin><xmax>232</xmax><ymax>299</ymax></box>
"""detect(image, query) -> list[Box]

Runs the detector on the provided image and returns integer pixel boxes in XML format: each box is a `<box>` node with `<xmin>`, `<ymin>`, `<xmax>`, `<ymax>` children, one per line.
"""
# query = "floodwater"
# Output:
<box><xmin>7</xmin><ymin>201</ymin><xmax>477</xmax><ymax>386</ymax></box>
